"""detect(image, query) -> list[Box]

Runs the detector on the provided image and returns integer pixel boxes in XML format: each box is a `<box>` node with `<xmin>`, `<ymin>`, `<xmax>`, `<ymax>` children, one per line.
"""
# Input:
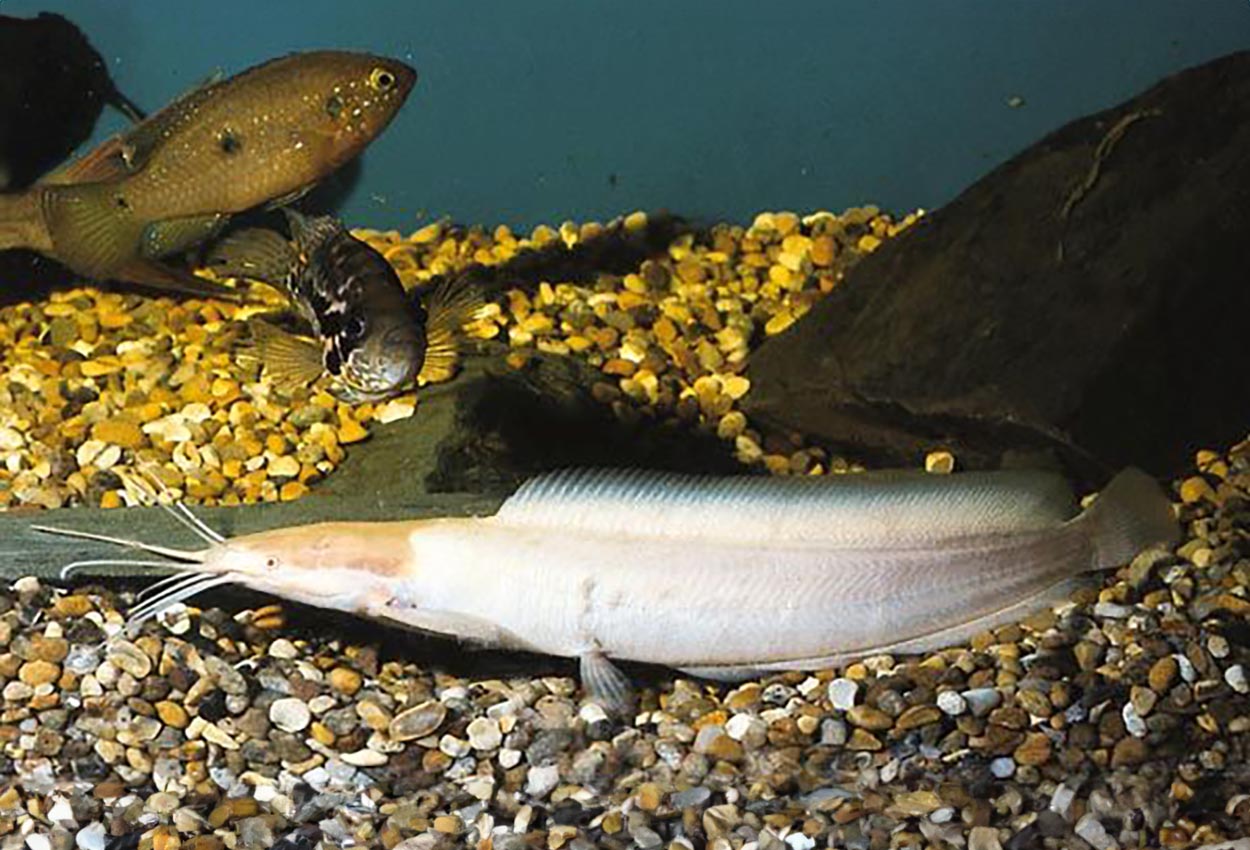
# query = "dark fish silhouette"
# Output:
<box><xmin>0</xmin><ymin>12</ymin><xmax>145</xmax><ymax>192</ymax></box>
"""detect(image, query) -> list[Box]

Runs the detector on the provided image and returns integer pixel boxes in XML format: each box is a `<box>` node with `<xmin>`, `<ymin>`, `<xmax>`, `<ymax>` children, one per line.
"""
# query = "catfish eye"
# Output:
<box><xmin>345</xmin><ymin>315</ymin><xmax>366</xmax><ymax>339</ymax></box>
<box><xmin>325</xmin><ymin>94</ymin><xmax>344</xmax><ymax>119</ymax></box>
<box><xmin>368</xmin><ymin>67</ymin><xmax>396</xmax><ymax>92</ymax></box>
<box><xmin>264</xmin><ymin>557</ymin><xmax>278</xmax><ymax>570</ymax></box>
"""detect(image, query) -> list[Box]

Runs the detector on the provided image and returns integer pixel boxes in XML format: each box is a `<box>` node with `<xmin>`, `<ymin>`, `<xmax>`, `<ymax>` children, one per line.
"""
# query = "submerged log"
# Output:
<box><xmin>745</xmin><ymin>51</ymin><xmax>1250</xmax><ymax>485</ymax></box>
<box><xmin>0</xmin><ymin>350</ymin><xmax>737</xmax><ymax>579</ymax></box>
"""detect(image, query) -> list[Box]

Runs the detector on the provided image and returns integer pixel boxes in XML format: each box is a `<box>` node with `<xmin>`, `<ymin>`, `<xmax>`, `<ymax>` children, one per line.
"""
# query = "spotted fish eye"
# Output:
<box><xmin>368</xmin><ymin>67</ymin><xmax>397</xmax><ymax>92</ymax></box>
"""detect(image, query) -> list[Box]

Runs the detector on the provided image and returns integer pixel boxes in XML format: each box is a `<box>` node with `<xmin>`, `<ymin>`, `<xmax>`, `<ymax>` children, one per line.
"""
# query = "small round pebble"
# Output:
<box><xmin>269</xmin><ymin>698</ymin><xmax>312</xmax><ymax>733</ymax></box>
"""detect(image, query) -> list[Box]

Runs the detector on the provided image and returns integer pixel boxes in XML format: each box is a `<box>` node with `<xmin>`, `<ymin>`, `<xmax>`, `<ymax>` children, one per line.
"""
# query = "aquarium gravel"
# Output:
<box><xmin>0</xmin><ymin>206</ymin><xmax>918</xmax><ymax>510</ymax></box>
<box><xmin>0</xmin><ymin>441</ymin><xmax>1243</xmax><ymax>849</ymax></box>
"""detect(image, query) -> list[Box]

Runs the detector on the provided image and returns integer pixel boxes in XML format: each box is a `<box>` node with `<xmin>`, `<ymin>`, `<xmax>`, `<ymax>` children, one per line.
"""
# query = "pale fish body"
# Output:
<box><xmin>36</xmin><ymin>467</ymin><xmax>1177</xmax><ymax>713</ymax></box>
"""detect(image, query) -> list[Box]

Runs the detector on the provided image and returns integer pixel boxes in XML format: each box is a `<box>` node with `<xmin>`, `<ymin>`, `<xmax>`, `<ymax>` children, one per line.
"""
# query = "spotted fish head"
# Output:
<box><xmin>330</xmin><ymin>315</ymin><xmax>426</xmax><ymax>403</ymax></box>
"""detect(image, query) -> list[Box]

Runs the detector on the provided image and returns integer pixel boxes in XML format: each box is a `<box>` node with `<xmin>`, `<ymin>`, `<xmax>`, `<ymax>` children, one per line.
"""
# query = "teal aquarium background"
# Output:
<box><xmin>4</xmin><ymin>0</ymin><xmax>1250</xmax><ymax>228</ymax></box>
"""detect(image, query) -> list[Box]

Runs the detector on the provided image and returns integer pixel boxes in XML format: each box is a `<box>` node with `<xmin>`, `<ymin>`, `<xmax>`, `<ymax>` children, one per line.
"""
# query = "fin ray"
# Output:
<box><xmin>1079</xmin><ymin>467</ymin><xmax>1178</xmax><ymax>569</ymax></box>
<box><xmin>497</xmin><ymin>467</ymin><xmax>1079</xmax><ymax>546</ymax></box>
<box><xmin>580</xmin><ymin>651</ymin><xmax>634</xmax><ymax>718</ymax></box>
<box><xmin>206</xmin><ymin>228</ymin><xmax>297</xmax><ymax>284</ymax></box>
<box><xmin>416</xmin><ymin>276</ymin><xmax>488</xmax><ymax>385</ymax></box>
<box><xmin>242</xmin><ymin>320</ymin><xmax>325</xmax><ymax>388</ymax></box>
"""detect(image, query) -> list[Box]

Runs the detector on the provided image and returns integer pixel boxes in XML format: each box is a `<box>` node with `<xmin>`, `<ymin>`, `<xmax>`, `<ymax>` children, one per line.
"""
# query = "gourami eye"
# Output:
<box><xmin>368</xmin><ymin>67</ymin><xmax>396</xmax><ymax>91</ymax></box>
<box><xmin>218</xmin><ymin>128</ymin><xmax>241</xmax><ymax>154</ymax></box>
<box><xmin>265</xmin><ymin>557</ymin><xmax>278</xmax><ymax>570</ymax></box>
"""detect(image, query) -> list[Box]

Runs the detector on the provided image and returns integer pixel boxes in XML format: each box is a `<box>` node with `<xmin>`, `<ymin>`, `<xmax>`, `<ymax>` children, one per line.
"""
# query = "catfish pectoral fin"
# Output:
<box><xmin>580</xmin><ymin>650</ymin><xmax>635</xmax><ymax>719</ymax></box>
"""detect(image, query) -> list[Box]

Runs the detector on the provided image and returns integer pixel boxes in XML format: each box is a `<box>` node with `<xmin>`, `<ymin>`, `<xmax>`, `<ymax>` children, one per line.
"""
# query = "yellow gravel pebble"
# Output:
<box><xmin>0</xmin><ymin>206</ymin><xmax>921</xmax><ymax>509</ymax></box>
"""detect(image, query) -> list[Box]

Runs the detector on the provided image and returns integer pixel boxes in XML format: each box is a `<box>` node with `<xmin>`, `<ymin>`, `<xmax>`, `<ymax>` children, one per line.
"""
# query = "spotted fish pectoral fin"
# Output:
<box><xmin>580</xmin><ymin>650</ymin><xmax>635</xmax><ymax>718</ymax></box>
<box><xmin>241</xmin><ymin>319</ymin><xmax>325</xmax><ymax>389</ymax></box>
<box><xmin>205</xmin><ymin>227</ymin><xmax>297</xmax><ymax>285</ymax></box>
<box><xmin>416</xmin><ymin>275</ymin><xmax>489</xmax><ymax>385</ymax></box>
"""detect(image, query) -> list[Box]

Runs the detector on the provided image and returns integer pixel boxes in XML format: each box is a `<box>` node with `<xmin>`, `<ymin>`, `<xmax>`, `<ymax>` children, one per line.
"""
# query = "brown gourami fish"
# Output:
<box><xmin>35</xmin><ymin>466</ymin><xmax>1177</xmax><ymax>714</ymax></box>
<box><xmin>206</xmin><ymin>209</ymin><xmax>485</xmax><ymax>402</ymax></box>
<box><xmin>0</xmin><ymin>51</ymin><xmax>414</xmax><ymax>297</ymax></box>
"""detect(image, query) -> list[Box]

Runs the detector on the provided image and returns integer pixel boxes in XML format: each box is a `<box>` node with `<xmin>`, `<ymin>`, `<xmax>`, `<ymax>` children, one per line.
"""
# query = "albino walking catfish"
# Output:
<box><xmin>36</xmin><ymin>466</ymin><xmax>1177</xmax><ymax>714</ymax></box>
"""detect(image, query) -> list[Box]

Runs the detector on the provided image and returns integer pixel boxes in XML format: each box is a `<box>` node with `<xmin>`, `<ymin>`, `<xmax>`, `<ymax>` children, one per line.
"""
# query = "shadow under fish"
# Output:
<box><xmin>0</xmin><ymin>12</ymin><xmax>144</xmax><ymax>192</ymax></box>
<box><xmin>207</xmin><ymin>209</ymin><xmax>487</xmax><ymax>403</ymax></box>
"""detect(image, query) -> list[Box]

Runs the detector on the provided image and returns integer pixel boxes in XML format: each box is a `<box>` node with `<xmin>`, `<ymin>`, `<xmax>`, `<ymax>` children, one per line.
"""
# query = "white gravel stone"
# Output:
<box><xmin>341</xmin><ymin>748</ymin><xmax>389</xmax><ymax>767</ymax></box>
<box><xmin>827</xmin><ymin>677</ymin><xmax>858</xmax><ymax>711</ymax></box>
<box><xmin>1121</xmin><ymin>702</ymin><xmax>1147</xmax><ymax>738</ymax></box>
<box><xmin>989</xmin><ymin>757</ymin><xmax>1015</xmax><ymax>778</ymax></box>
<box><xmin>1225</xmin><ymin>664</ymin><xmax>1249</xmax><ymax>694</ymax></box>
<box><xmin>1075</xmin><ymin>813</ymin><xmax>1118</xmax><ymax>850</ymax></box>
<box><xmin>268</xmin><ymin>638</ymin><xmax>299</xmax><ymax>659</ymax></box>
<box><xmin>961</xmin><ymin>688</ymin><xmax>1002</xmax><ymax>717</ymax></box>
<box><xmin>725</xmin><ymin>713</ymin><xmax>767</xmax><ymax>748</ymax></box>
<box><xmin>936</xmin><ymin>690</ymin><xmax>967</xmax><ymax>716</ymax></box>
<box><xmin>785</xmin><ymin>834</ymin><xmax>816</xmax><ymax>850</ymax></box>
<box><xmin>466</xmin><ymin>717</ymin><xmax>503</xmax><ymax>751</ymax></box>
<box><xmin>75</xmin><ymin>823</ymin><xmax>106</xmax><ymax>850</ymax></box>
<box><xmin>269</xmin><ymin>697</ymin><xmax>312</xmax><ymax>733</ymax></box>
<box><xmin>525</xmin><ymin>764</ymin><xmax>560</xmax><ymax>799</ymax></box>
<box><xmin>1049</xmin><ymin>784</ymin><xmax>1077</xmax><ymax>820</ymax></box>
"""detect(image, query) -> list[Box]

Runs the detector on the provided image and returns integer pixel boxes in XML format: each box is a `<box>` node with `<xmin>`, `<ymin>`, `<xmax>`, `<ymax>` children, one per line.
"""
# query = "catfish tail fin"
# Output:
<box><xmin>1081</xmin><ymin>468</ymin><xmax>1178</xmax><ymax>570</ymax></box>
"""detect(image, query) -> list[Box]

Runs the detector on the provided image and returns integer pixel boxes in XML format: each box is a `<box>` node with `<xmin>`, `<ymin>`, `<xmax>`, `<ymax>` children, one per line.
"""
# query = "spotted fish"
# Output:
<box><xmin>208</xmin><ymin>209</ymin><xmax>485</xmax><ymax>402</ymax></box>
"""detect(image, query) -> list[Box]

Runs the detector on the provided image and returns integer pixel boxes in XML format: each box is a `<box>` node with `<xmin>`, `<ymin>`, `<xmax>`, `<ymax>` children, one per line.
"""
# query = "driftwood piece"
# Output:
<box><xmin>744</xmin><ymin>51</ymin><xmax>1250</xmax><ymax>485</ymax></box>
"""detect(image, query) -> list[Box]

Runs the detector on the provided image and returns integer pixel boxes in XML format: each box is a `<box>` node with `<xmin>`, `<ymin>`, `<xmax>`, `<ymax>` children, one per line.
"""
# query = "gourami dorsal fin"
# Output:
<box><xmin>494</xmin><ymin>467</ymin><xmax>1079</xmax><ymax>546</ymax></box>
<box><xmin>37</xmin><ymin>73</ymin><xmax>223</xmax><ymax>188</ymax></box>
<box><xmin>117</xmin><ymin>73</ymin><xmax>224</xmax><ymax>172</ymax></box>
<box><xmin>37</xmin><ymin>134</ymin><xmax>131</xmax><ymax>186</ymax></box>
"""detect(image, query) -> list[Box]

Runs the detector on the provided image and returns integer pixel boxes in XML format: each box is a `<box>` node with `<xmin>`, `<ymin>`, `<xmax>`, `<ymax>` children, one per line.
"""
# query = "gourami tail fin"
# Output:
<box><xmin>1081</xmin><ymin>467</ymin><xmax>1178</xmax><ymax>570</ymax></box>
<box><xmin>40</xmin><ymin>182</ymin><xmax>144</xmax><ymax>277</ymax></box>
